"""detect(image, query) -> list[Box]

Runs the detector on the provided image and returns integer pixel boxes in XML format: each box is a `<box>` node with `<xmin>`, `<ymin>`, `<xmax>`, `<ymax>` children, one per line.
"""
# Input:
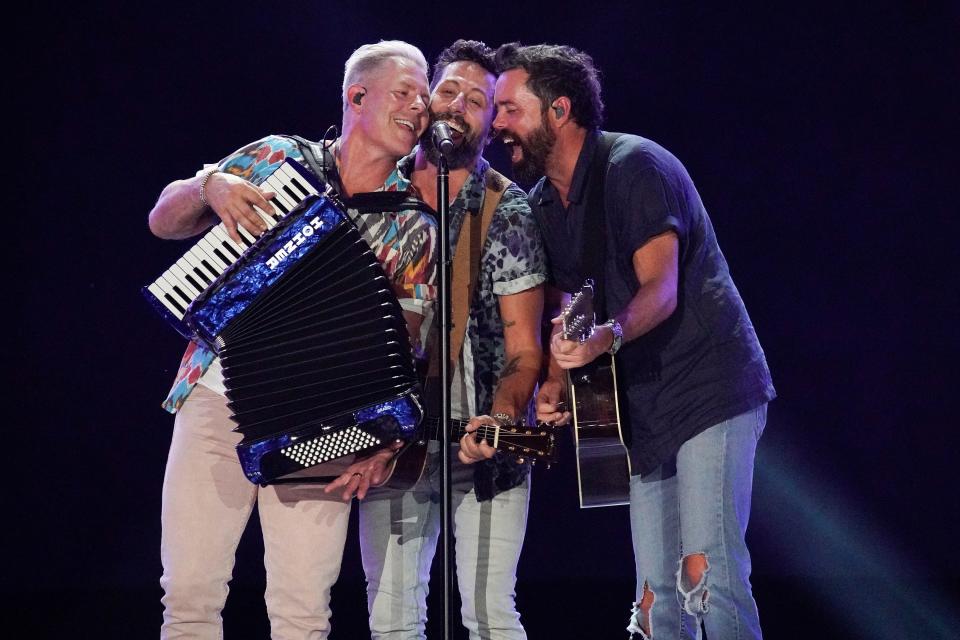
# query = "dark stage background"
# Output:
<box><xmin>13</xmin><ymin>2</ymin><xmax>957</xmax><ymax>638</ymax></box>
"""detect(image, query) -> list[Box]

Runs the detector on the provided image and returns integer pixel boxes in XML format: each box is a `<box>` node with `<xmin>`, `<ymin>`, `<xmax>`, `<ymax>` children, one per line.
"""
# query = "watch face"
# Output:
<box><xmin>609</xmin><ymin>320</ymin><xmax>623</xmax><ymax>354</ymax></box>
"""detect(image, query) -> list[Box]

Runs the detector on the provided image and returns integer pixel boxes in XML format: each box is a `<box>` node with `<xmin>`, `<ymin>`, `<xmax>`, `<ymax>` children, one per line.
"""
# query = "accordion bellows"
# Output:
<box><xmin>185</xmin><ymin>193</ymin><xmax>422</xmax><ymax>485</ymax></box>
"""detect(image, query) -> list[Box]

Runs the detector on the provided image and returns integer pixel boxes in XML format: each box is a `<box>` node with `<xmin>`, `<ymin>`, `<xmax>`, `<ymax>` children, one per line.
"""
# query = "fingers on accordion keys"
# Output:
<box><xmin>253</xmin><ymin>204</ymin><xmax>277</xmax><ymax>230</ymax></box>
<box><xmin>210</xmin><ymin>223</ymin><xmax>245</xmax><ymax>256</ymax></box>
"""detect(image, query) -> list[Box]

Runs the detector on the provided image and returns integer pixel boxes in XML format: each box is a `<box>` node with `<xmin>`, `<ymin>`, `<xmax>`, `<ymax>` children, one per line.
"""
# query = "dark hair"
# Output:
<box><xmin>494</xmin><ymin>42</ymin><xmax>604</xmax><ymax>129</ymax></box>
<box><xmin>431</xmin><ymin>39</ymin><xmax>497</xmax><ymax>89</ymax></box>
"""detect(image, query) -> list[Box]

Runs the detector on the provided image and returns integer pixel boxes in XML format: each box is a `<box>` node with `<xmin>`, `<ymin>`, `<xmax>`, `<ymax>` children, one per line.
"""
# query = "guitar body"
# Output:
<box><xmin>561</xmin><ymin>281</ymin><xmax>632</xmax><ymax>508</ymax></box>
<box><xmin>569</xmin><ymin>355</ymin><xmax>632</xmax><ymax>507</ymax></box>
<box><xmin>378</xmin><ymin>438</ymin><xmax>429</xmax><ymax>490</ymax></box>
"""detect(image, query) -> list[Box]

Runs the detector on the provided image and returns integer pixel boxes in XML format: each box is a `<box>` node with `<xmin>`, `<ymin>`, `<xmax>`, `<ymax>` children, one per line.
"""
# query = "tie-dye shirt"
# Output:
<box><xmin>160</xmin><ymin>134</ymin><xmax>437</xmax><ymax>413</ymax></box>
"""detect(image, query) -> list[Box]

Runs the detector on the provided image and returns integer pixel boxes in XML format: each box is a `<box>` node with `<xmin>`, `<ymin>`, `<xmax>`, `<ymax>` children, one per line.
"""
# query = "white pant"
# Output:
<box><xmin>358</xmin><ymin>447</ymin><xmax>529</xmax><ymax>640</ymax></box>
<box><xmin>160</xmin><ymin>385</ymin><xmax>351</xmax><ymax>639</ymax></box>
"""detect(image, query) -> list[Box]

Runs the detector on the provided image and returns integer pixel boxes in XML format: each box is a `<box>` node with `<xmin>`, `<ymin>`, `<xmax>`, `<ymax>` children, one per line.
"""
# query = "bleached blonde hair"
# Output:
<box><xmin>342</xmin><ymin>40</ymin><xmax>428</xmax><ymax>111</ymax></box>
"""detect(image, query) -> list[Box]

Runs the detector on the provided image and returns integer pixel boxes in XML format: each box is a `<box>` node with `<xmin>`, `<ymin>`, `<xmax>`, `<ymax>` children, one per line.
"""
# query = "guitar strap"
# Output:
<box><xmin>578</xmin><ymin>132</ymin><xmax>624</xmax><ymax>322</ymax></box>
<box><xmin>423</xmin><ymin>167</ymin><xmax>508</xmax><ymax>418</ymax></box>
<box><xmin>451</xmin><ymin>167</ymin><xmax>507</xmax><ymax>365</ymax></box>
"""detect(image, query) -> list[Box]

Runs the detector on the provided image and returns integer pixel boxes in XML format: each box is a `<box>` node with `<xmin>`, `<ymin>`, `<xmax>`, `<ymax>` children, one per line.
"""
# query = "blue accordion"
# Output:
<box><xmin>180</xmin><ymin>192</ymin><xmax>422</xmax><ymax>485</ymax></box>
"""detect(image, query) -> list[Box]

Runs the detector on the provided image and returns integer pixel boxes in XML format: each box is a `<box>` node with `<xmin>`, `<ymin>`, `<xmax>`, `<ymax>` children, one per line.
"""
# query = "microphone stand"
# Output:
<box><xmin>436</xmin><ymin>150</ymin><xmax>454</xmax><ymax>640</ymax></box>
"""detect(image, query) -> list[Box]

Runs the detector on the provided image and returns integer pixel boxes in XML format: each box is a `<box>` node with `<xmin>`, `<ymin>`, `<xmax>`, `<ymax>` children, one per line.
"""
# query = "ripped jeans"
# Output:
<box><xmin>627</xmin><ymin>405</ymin><xmax>766</xmax><ymax>640</ymax></box>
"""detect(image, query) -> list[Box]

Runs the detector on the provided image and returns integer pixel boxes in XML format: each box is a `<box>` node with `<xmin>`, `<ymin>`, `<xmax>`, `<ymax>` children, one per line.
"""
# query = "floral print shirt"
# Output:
<box><xmin>400</xmin><ymin>152</ymin><xmax>548</xmax><ymax>499</ymax></box>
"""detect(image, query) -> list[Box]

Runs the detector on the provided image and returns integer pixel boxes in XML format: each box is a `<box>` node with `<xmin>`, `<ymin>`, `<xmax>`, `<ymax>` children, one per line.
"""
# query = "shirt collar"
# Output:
<box><xmin>457</xmin><ymin>155</ymin><xmax>490</xmax><ymax>215</ymax></box>
<box><xmin>536</xmin><ymin>129</ymin><xmax>602</xmax><ymax>207</ymax></box>
<box><xmin>384</xmin><ymin>153</ymin><xmax>416</xmax><ymax>192</ymax></box>
<box><xmin>395</xmin><ymin>147</ymin><xmax>490</xmax><ymax>213</ymax></box>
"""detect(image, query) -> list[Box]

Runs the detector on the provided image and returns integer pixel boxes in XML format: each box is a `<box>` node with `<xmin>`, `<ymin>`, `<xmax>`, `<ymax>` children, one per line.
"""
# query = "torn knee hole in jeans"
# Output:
<box><xmin>626</xmin><ymin>580</ymin><xmax>654</xmax><ymax>640</ymax></box>
<box><xmin>677</xmin><ymin>553</ymin><xmax>710</xmax><ymax>616</ymax></box>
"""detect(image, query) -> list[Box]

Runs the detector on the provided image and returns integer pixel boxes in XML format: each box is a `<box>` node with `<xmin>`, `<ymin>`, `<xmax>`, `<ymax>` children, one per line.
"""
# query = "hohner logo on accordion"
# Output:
<box><xmin>144</xmin><ymin>159</ymin><xmax>423</xmax><ymax>485</ymax></box>
<box><xmin>265</xmin><ymin>215</ymin><xmax>325</xmax><ymax>270</ymax></box>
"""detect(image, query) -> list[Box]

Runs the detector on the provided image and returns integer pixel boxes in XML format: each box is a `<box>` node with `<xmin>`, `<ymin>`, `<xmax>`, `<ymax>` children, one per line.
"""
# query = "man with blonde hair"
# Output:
<box><xmin>148</xmin><ymin>40</ymin><xmax>435</xmax><ymax>639</ymax></box>
<box><xmin>342</xmin><ymin>40</ymin><xmax>428</xmax><ymax>109</ymax></box>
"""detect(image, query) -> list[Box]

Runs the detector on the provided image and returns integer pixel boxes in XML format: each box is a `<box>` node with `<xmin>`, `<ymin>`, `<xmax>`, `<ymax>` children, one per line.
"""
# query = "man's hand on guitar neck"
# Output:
<box><xmin>550</xmin><ymin>315</ymin><xmax>615</xmax><ymax>369</ymax></box>
<box><xmin>458</xmin><ymin>415</ymin><xmax>501</xmax><ymax>464</ymax></box>
<box><xmin>323</xmin><ymin>441</ymin><xmax>403</xmax><ymax>501</ymax></box>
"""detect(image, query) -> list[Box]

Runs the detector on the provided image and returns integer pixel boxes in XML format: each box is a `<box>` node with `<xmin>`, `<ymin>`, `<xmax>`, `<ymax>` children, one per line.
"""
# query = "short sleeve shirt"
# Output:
<box><xmin>529</xmin><ymin>131</ymin><xmax>776</xmax><ymax>475</ymax></box>
<box><xmin>401</xmin><ymin>152</ymin><xmax>547</xmax><ymax>500</ymax></box>
<box><xmin>400</xmin><ymin>153</ymin><xmax>547</xmax><ymax>420</ymax></box>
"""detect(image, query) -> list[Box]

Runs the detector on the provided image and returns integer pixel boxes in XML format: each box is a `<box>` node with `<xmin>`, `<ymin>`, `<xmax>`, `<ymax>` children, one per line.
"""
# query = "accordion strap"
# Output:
<box><xmin>290</xmin><ymin>133</ymin><xmax>436</xmax><ymax>216</ymax></box>
<box><xmin>290</xmin><ymin>134</ymin><xmax>344</xmax><ymax>196</ymax></box>
<box><xmin>344</xmin><ymin>190</ymin><xmax>436</xmax><ymax>215</ymax></box>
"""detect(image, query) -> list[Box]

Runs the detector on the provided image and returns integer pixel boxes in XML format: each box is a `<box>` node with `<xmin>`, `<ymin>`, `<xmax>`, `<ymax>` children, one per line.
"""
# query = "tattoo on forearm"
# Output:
<box><xmin>502</xmin><ymin>319</ymin><xmax>517</xmax><ymax>328</ymax></box>
<box><xmin>497</xmin><ymin>356</ymin><xmax>521</xmax><ymax>382</ymax></box>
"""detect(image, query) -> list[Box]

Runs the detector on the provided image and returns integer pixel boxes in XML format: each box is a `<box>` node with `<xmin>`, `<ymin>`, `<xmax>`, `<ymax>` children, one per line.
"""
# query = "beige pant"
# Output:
<box><xmin>160</xmin><ymin>384</ymin><xmax>351</xmax><ymax>639</ymax></box>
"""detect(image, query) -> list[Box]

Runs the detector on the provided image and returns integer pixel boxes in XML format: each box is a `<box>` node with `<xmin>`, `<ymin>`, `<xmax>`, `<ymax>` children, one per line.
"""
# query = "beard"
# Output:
<box><xmin>420</xmin><ymin>111</ymin><xmax>485</xmax><ymax>170</ymax></box>
<box><xmin>505</xmin><ymin>119</ymin><xmax>556</xmax><ymax>185</ymax></box>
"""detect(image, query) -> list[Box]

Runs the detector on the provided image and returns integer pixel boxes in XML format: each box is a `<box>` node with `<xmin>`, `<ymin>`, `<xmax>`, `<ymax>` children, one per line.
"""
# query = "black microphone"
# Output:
<box><xmin>431</xmin><ymin>121</ymin><xmax>455</xmax><ymax>157</ymax></box>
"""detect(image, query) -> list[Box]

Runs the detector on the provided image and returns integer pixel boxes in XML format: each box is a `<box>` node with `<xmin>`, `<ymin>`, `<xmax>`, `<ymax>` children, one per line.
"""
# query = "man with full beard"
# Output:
<box><xmin>325</xmin><ymin>40</ymin><xmax>546</xmax><ymax>640</ymax></box>
<box><xmin>490</xmin><ymin>43</ymin><xmax>775</xmax><ymax>640</ymax></box>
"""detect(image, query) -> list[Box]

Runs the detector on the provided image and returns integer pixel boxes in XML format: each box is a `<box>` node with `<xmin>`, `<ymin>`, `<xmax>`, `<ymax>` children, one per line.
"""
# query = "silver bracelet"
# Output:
<box><xmin>198</xmin><ymin>168</ymin><xmax>219</xmax><ymax>207</ymax></box>
<box><xmin>491</xmin><ymin>412</ymin><xmax>516</xmax><ymax>426</ymax></box>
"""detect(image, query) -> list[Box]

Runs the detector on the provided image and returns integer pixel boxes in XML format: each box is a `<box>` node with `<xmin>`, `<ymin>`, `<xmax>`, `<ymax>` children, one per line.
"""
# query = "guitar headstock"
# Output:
<box><xmin>449</xmin><ymin>419</ymin><xmax>559</xmax><ymax>465</ymax></box>
<box><xmin>561</xmin><ymin>280</ymin><xmax>597</xmax><ymax>343</ymax></box>
<box><xmin>493</xmin><ymin>423</ymin><xmax>559</xmax><ymax>464</ymax></box>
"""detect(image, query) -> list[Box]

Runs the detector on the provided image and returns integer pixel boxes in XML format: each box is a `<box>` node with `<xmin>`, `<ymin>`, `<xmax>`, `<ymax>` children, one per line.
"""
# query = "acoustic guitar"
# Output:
<box><xmin>560</xmin><ymin>280</ymin><xmax>632</xmax><ymax>508</ymax></box>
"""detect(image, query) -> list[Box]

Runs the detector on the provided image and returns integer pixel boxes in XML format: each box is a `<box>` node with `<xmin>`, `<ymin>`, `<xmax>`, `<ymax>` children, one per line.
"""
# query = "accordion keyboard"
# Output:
<box><xmin>145</xmin><ymin>160</ymin><xmax>322</xmax><ymax>331</ymax></box>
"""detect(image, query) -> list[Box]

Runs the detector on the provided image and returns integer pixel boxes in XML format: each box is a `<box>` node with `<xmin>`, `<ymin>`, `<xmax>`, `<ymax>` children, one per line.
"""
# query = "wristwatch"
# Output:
<box><xmin>601</xmin><ymin>319</ymin><xmax>624</xmax><ymax>355</ymax></box>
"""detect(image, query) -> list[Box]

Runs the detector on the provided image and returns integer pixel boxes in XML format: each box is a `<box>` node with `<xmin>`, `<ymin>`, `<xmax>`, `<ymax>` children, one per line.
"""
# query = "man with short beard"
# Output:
<box><xmin>491</xmin><ymin>43</ymin><xmax>775</xmax><ymax>640</ymax></box>
<box><xmin>325</xmin><ymin>40</ymin><xmax>546</xmax><ymax>640</ymax></box>
<box><xmin>148</xmin><ymin>41</ymin><xmax>435</xmax><ymax>639</ymax></box>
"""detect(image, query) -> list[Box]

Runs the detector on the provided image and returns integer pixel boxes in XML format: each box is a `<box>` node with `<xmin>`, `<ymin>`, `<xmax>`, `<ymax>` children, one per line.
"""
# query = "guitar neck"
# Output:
<box><xmin>424</xmin><ymin>417</ymin><xmax>500</xmax><ymax>441</ymax></box>
<box><xmin>420</xmin><ymin>415</ymin><xmax>557</xmax><ymax>464</ymax></box>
